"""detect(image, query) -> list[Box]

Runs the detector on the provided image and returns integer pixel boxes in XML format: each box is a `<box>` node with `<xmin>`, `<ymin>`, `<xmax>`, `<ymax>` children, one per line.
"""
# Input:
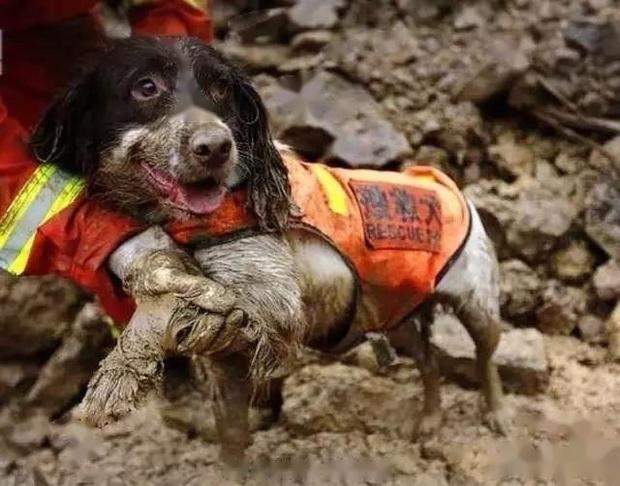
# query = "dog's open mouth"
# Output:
<box><xmin>141</xmin><ymin>163</ymin><xmax>226</xmax><ymax>215</ymax></box>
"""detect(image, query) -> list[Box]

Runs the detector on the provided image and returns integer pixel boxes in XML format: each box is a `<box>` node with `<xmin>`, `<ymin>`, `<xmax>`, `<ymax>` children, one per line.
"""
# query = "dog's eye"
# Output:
<box><xmin>210</xmin><ymin>80</ymin><xmax>229</xmax><ymax>101</ymax></box>
<box><xmin>132</xmin><ymin>78</ymin><xmax>163</xmax><ymax>101</ymax></box>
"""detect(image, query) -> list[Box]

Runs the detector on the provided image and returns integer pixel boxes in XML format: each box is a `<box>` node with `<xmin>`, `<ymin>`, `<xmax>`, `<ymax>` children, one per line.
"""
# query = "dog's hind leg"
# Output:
<box><xmin>389</xmin><ymin>300</ymin><xmax>442</xmax><ymax>439</ymax></box>
<box><xmin>435</xmin><ymin>202</ymin><xmax>509</xmax><ymax>434</ymax></box>
<box><xmin>452</xmin><ymin>297</ymin><xmax>507</xmax><ymax>433</ymax></box>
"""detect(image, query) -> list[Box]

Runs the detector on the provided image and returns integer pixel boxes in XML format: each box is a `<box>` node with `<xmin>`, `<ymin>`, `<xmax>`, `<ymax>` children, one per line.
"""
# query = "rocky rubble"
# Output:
<box><xmin>0</xmin><ymin>272</ymin><xmax>112</xmax><ymax>416</ymax></box>
<box><xmin>5</xmin><ymin>0</ymin><xmax>620</xmax><ymax>418</ymax></box>
<box><xmin>215</xmin><ymin>0</ymin><xmax>619</xmax><ymax>369</ymax></box>
<box><xmin>430</xmin><ymin>313</ymin><xmax>549</xmax><ymax>395</ymax></box>
<box><xmin>2</xmin><ymin>0</ymin><xmax>620</xmax><ymax>483</ymax></box>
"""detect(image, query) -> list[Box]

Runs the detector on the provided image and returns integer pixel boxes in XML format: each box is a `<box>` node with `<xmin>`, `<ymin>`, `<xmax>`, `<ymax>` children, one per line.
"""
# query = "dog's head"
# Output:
<box><xmin>30</xmin><ymin>37</ymin><xmax>291</xmax><ymax>229</ymax></box>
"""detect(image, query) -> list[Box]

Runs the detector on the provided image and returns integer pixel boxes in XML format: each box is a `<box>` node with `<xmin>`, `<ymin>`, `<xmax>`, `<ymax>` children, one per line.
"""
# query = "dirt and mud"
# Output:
<box><xmin>2</xmin><ymin>0</ymin><xmax>620</xmax><ymax>484</ymax></box>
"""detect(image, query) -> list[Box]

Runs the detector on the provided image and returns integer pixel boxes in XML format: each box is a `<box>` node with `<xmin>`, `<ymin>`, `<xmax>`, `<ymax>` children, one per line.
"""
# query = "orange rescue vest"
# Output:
<box><xmin>168</xmin><ymin>151</ymin><xmax>471</xmax><ymax>333</ymax></box>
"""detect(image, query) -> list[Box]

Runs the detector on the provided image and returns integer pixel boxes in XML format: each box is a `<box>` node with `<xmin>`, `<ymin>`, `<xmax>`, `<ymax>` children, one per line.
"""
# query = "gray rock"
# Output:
<box><xmin>593</xmin><ymin>259</ymin><xmax>620</xmax><ymax>301</ymax></box>
<box><xmin>585</xmin><ymin>180</ymin><xmax>620</xmax><ymax>260</ymax></box>
<box><xmin>499</xmin><ymin>259</ymin><xmax>542</xmax><ymax>322</ymax></box>
<box><xmin>465</xmin><ymin>178</ymin><xmax>578</xmax><ymax>262</ymax></box>
<box><xmin>564</xmin><ymin>20</ymin><xmax>620</xmax><ymax>58</ymax></box>
<box><xmin>278</xmin><ymin>52</ymin><xmax>325</xmax><ymax>73</ymax></box>
<box><xmin>0</xmin><ymin>361</ymin><xmax>39</xmax><ymax>403</ymax></box>
<box><xmin>578</xmin><ymin>315</ymin><xmax>607</xmax><ymax>344</ymax></box>
<box><xmin>228</xmin><ymin>8</ymin><xmax>289</xmax><ymax>45</ymax></box>
<box><xmin>464</xmin><ymin>179</ymin><xmax>517</xmax><ymax>259</ymax></box>
<box><xmin>536</xmin><ymin>280</ymin><xmax>588</xmax><ymax>335</ymax></box>
<box><xmin>413</xmin><ymin>145</ymin><xmax>451</xmax><ymax>173</ymax></box>
<box><xmin>589</xmin><ymin>136</ymin><xmax>620</xmax><ymax>174</ymax></box>
<box><xmin>550</xmin><ymin>240</ymin><xmax>596</xmax><ymax>284</ymax></box>
<box><xmin>260</xmin><ymin>71</ymin><xmax>412</xmax><ymax>165</ymax></box>
<box><xmin>0</xmin><ymin>273</ymin><xmax>86</xmax><ymax>358</ymax></box>
<box><xmin>212</xmin><ymin>0</ymin><xmax>250</xmax><ymax>32</ymax></box>
<box><xmin>508</xmin><ymin>180</ymin><xmax>578</xmax><ymax>262</ymax></box>
<box><xmin>25</xmin><ymin>303</ymin><xmax>112</xmax><ymax>416</ymax></box>
<box><xmin>257</xmin><ymin>77</ymin><xmax>335</xmax><ymax>157</ymax></box>
<box><xmin>288</xmin><ymin>0</ymin><xmax>346</xmax><ymax>31</ymax></box>
<box><xmin>488</xmin><ymin>133</ymin><xmax>535</xmax><ymax>178</ymax></box>
<box><xmin>454</xmin><ymin>35</ymin><xmax>531</xmax><ymax>104</ymax></box>
<box><xmin>554</xmin><ymin>151</ymin><xmax>584</xmax><ymax>174</ymax></box>
<box><xmin>453</xmin><ymin>5</ymin><xmax>486</xmax><ymax>31</ymax></box>
<box><xmin>291</xmin><ymin>30</ymin><xmax>334</xmax><ymax>52</ymax></box>
<box><xmin>395</xmin><ymin>0</ymin><xmax>449</xmax><ymax>23</ymax></box>
<box><xmin>218</xmin><ymin>41</ymin><xmax>290</xmax><ymax>72</ymax></box>
<box><xmin>430</xmin><ymin>313</ymin><xmax>549</xmax><ymax>395</ymax></box>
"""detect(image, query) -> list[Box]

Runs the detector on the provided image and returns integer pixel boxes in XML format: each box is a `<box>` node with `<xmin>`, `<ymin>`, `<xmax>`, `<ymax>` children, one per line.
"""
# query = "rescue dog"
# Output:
<box><xmin>31</xmin><ymin>37</ymin><xmax>508</xmax><ymax>459</ymax></box>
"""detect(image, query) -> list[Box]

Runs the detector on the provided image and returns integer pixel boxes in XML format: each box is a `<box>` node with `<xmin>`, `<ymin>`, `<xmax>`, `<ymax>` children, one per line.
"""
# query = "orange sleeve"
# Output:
<box><xmin>129</xmin><ymin>0</ymin><xmax>214</xmax><ymax>43</ymax></box>
<box><xmin>0</xmin><ymin>94</ymin><xmax>141</xmax><ymax>322</ymax></box>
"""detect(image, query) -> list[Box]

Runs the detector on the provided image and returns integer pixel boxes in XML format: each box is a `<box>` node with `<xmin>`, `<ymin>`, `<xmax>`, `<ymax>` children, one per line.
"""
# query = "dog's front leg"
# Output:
<box><xmin>202</xmin><ymin>354</ymin><xmax>252</xmax><ymax>466</ymax></box>
<box><xmin>76</xmin><ymin>296</ymin><xmax>175</xmax><ymax>427</ymax></box>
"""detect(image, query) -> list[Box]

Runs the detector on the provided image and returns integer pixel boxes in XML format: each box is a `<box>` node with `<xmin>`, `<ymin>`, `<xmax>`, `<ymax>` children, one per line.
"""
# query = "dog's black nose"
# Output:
<box><xmin>190</xmin><ymin>128</ymin><xmax>232</xmax><ymax>166</ymax></box>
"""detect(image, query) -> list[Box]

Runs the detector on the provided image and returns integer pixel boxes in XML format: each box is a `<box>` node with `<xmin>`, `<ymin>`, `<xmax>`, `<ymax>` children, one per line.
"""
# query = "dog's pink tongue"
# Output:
<box><xmin>141</xmin><ymin>163</ymin><xmax>225</xmax><ymax>215</ymax></box>
<box><xmin>170</xmin><ymin>183</ymin><xmax>224</xmax><ymax>215</ymax></box>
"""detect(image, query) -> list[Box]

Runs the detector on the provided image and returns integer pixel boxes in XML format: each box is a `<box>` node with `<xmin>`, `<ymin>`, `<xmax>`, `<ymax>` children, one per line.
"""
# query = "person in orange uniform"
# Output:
<box><xmin>0</xmin><ymin>1</ymin><xmax>238</xmax><ymax>324</ymax></box>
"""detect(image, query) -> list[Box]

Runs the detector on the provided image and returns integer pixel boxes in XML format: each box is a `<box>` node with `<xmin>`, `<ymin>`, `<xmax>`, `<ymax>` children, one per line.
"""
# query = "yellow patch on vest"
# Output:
<box><xmin>312</xmin><ymin>165</ymin><xmax>349</xmax><ymax>216</ymax></box>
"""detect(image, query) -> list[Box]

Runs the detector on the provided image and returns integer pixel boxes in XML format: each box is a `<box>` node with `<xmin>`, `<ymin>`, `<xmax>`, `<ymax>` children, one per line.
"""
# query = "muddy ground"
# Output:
<box><xmin>2</xmin><ymin>0</ymin><xmax>620</xmax><ymax>484</ymax></box>
<box><xmin>3</xmin><ymin>337</ymin><xmax>620</xmax><ymax>485</ymax></box>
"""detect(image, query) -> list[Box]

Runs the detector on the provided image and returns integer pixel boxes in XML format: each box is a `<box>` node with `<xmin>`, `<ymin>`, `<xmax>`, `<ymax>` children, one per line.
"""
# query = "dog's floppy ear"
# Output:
<box><xmin>234</xmin><ymin>80</ymin><xmax>292</xmax><ymax>232</ymax></box>
<box><xmin>30</xmin><ymin>73</ymin><xmax>97</xmax><ymax>176</ymax></box>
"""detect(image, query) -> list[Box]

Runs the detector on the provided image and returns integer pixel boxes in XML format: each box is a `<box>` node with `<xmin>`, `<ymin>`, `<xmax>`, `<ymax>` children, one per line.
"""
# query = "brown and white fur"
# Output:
<box><xmin>31</xmin><ymin>37</ymin><xmax>508</xmax><ymax>461</ymax></box>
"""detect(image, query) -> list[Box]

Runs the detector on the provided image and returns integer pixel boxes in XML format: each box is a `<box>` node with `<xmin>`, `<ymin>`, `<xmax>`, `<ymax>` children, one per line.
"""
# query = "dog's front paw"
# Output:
<box><xmin>76</xmin><ymin>358</ymin><xmax>162</xmax><ymax>427</ymax></box>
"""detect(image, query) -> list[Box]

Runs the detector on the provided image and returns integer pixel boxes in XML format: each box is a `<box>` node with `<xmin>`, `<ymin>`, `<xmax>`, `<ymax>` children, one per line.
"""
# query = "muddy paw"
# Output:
<box><xmin>412</xmin><ymin>411</ymin><xmax>443</xmax><ymax>440</ymax></box>
<box><xmin>484</xmin><ymin>405</ymin><xmax>513</xmax><ymax>436</ymax></box>
<box><xmin>76</xmin><ymin>360</ymin><xmax>162</xmax><ymax>427</ymax></box>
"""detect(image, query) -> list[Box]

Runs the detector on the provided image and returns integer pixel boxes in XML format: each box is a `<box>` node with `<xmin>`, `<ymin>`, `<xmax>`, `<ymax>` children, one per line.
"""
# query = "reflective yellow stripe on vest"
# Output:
<box><xmin>0</xmin><ymin>164</ymin><xmax>85</xmax><ymax>275</ymax></box>
<box><xmin>311</xmin><ymin>165</ymin><xmax>349</xmax><ymax>217</ymax></box>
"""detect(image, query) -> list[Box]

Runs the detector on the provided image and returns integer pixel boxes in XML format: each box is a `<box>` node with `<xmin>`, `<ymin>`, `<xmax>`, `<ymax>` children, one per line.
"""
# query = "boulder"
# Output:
<box><xmin>454</xmin><ymin>35</ymin><xmax>531</xmax><ymax>104</ymax></box>
<box><xmin>430</xmin><ymin>313</ymin><xmax>549</xmax><ymax>395</ymax></box>
<box><xmin>585</xmin><ymin>180</ymin><xmax>620</xmax><ymax>260</ymax></box>
<box><xmin>508</xmin><ymin>180</ymin><xmax>578</xmax><ymax>262</ymax></box>
<box><xmin>291</xmin><ymin>30</ymin><xmax>334</xmax><ymax>52</ymax></box>
<box><xmin>550</xmin><ymin>240</ymin><xmax>596</xmax><ymax>284</ymax></box>
<box><xmin>212</xmin><ymin>0</ymin><xmax>251</xmax><ymax>32</ymax></box>
<box><xmin>589</xmin><ymin>136</ymin><xmax>620</xmax><ymax>174</ymax></box>
<box><xmin>219</xmin><ymin>42</ymin><xmax>290</xmax><ymax>72</ymax></box>
<box><xmin>227</xmin><ymin>8</ymin><xmax>289</xmax><ymax>45</ymax></box>
<box><xmin>499</xmin><ymin>259</ymin><xmax>542</xmax><ymax>322</ymax></box>
<box><xmin>465</xmin><ymin>178</ymin><xmax>578</xmax><ymax>262</ymax></box>
<box><xmin>592</xmin><ymin>259</ymin><xmax>620</xmax><ymax>301</ymax></box>
<box><xmin>395</xmin><ymin>0</ymin><xmax>450</xmax><ymax>23</ymax></box>
<box><xmin>0</xmin><ymin>362</ymin><xmax>39</xmax><ymax>404</ymax></box>
<box><xmin>0</xmin><ymin>273</ymin><xmax>86</xmax><ymax>358</ymax></box>
<box><xmin>536</xmin><ymin>280</ymin><xmax>588</xmax><ymax>335</ymax></box>
<box><xmin>259</xmin><ymin>71</ymin><xmax>412</xmax><ymax>165</ymax></box>
<box><xmin>578</xmin><ymin>315</ymin><xmax>607</xmax><ymax>344</ymax></box>
<box><xmin>488</xmin><ymin>133</ymin><xmax>535</xmax><ymax>179</ymax></box>
<box><xmin>24</xmin><ymin>303</ymin><xmax>112</xmax><ymax>416</ymax></box>
<box><xmin>453</xmin><ymin>4</ymin><xmax>487</xmax><ymax>31</ymax></box>
<box><xmin>287</xmin><ymin>0</ymin><xmax>346</xmax><ymax>31</ymax></box>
